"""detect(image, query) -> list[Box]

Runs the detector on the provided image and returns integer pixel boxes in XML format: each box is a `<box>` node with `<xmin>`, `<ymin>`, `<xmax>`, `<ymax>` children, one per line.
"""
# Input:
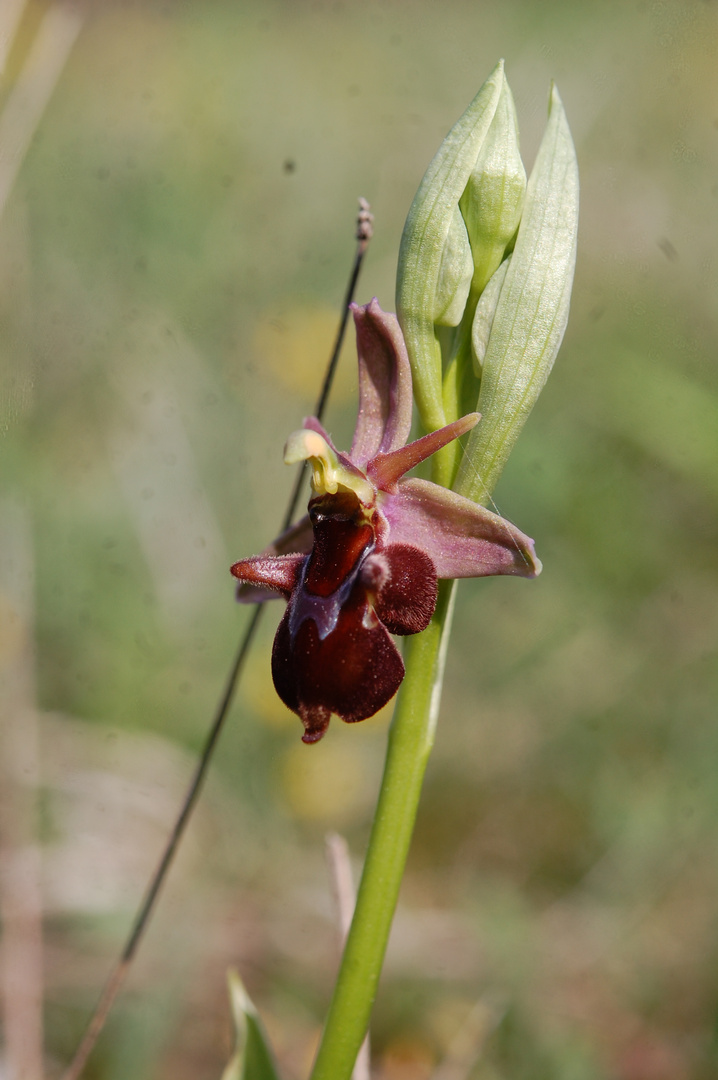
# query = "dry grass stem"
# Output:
<box><xmin>325</xmin><ymin>833</ymin><xmax>371</xmax><ymax>1080</ymax></box>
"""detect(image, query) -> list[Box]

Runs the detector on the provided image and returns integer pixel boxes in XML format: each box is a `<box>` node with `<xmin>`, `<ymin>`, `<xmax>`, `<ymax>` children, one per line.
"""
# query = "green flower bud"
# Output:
<box><xmin>396</xmin><ymin>61</ymin><xmax>504</xmax><ymax>433</ymax></box>
<box><xmin>460</xmin><ymin>79</ymin><xmax>525</xmax><ymax>299</ymax></box>
<box><xmin>454</xmin><ymin>84</ymin><xmax>579</xmax><ymax>505</ymax></box>
<box><xmin>438</xmin><ymin>74</ymin><xmax>526</xmax><ymax>464</ymax></box>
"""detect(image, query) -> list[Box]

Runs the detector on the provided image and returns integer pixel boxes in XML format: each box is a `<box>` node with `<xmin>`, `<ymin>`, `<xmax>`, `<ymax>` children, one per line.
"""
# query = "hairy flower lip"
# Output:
<box><xmin>231</xmin><ymin>299</ymin><xmax>541</xmax><ymax>742</ymax></box>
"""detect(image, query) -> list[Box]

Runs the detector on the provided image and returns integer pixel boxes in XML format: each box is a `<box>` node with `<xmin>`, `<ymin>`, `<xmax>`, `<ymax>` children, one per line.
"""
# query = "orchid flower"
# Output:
<box><xmin>231</xmin><ymin>299</ymin><xmax>540</xmax><ymax>744</ymax></box>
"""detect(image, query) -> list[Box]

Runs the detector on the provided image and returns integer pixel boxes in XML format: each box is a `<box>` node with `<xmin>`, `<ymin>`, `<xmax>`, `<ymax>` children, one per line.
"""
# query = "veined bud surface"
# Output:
<box><xmin>396</xmin><ymin>65</ymin><xmax>578</xmax><ymax>500</ymax></box>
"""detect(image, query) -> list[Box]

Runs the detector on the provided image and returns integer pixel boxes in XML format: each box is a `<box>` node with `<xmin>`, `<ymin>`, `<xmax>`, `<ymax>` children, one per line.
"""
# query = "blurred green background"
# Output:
<box><xmin>0</xmin><ymin>1</ymin><xmax>717</xmax><ymax>1078</ymax></box>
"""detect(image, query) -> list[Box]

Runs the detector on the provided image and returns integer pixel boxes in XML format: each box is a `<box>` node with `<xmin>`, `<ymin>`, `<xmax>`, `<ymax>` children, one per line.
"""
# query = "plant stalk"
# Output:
<box><xmin>309</xmin><ymin>578</ymin><xmax>457</xmax><ymax>1080</ymax></box>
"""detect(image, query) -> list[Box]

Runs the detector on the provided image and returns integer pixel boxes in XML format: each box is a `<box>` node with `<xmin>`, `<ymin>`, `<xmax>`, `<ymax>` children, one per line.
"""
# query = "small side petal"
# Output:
<box><xmin>231</xmin><ymin>553</ymin><xmax>306</xmax><ymax>601</ymax></box>
<box><xmin>368</xmin><ymin>413</ymin><xmax>479</xmax><ymax>491</ymax></box>
<box><xmin>384</xmin><ymin>477</ymin><xmax>541</xmax><ymax>580</ymax></box>
<box><xmin>233</xmin><ymin>516</ymin><xmax>313</xmax><ymax>603</ymax></box>
<box><xmin>350</xmin><ymin>299</ymin><xmax>413</xmax><ymax>466</ymax></box>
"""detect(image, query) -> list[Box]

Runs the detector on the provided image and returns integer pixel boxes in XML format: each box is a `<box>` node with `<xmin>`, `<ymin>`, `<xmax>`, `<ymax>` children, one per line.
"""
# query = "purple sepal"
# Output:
<box><xmin>350</xmin><ymin>299</ymin><xmax>413</xmax><ymax>467</ymax></box>
<box><xmin>382</xmin><ymin>478</ymin><xmax>541</xmax><ymax>580</ymax></box>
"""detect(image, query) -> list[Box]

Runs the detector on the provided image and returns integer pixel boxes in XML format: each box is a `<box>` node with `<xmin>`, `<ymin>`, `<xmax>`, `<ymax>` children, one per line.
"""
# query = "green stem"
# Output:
<box><xmin>308</xmin><ymin>579</ymin><xmax>457</xmax><ymax>1080</ymax></box>
<box><xmin>436</xmin><ymin>291</ymin><xmax>482</xmax><ymax>487</ymax></box>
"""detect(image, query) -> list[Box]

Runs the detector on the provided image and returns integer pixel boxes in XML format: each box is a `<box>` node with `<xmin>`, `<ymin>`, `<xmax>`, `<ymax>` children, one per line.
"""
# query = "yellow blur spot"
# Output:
<box><xmin>281</xmin><ymin>738</ymin><xmax>368</xmax><ymax>824</ymax></box>
<box><xmin>252</xmin><ymin>304</ymin><xmax>357</xmax><ymax>404</ymax></box>
<box><xmin>379</xmin><ymin>1036</ymin><xmax>434</xmax><ymax>1080</ymax></box>
<box><xmin>280</xmin><ymin>702</ymin><xmax>393</xmax><ymax>823</ymax></box>
<box><xmin>240</xmin><ymin>651</ymin><xmax>294</xmax><ymax>730</ymax></box>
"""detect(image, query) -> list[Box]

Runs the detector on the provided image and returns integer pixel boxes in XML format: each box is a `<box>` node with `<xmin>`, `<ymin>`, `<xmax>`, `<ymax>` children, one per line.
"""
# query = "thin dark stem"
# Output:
<box><xmin>60</xmin><ymin>606</ymin><xmax>264</xmax><ymax>1080</ymax></box>
<box><xmin>283</xmin><ymin>197</ymin><xmax>373</xmax><ymax>529</ymax></box>
<box><xmin>313</xmin><ymin>197</ymin><xmax>372</xmax><ymax>424</ymax></box>
<box><xmin>61</xmin><ymin>199</ymin><xmax>373</xmax><ymax>1080</ymax></box>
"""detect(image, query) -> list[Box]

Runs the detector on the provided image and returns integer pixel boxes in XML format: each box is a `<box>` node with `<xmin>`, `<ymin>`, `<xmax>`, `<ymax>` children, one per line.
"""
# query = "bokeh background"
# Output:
<box><xmin>1</xmin><ymin>1</ymin><xmax>717</xmax><ymax>1078</ymax></box>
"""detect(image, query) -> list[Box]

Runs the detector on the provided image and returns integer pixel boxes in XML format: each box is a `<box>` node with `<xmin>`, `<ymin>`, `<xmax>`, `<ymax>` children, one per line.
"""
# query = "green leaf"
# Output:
<box><xmin>455</xmin><ymin>83</ymin><xmax>579</xmax><ymax>504</ymax></box>
<box><xmin>220</xmin><ymin>970</ymin><xmax>281</xmax><ymax>1080</ymax></box>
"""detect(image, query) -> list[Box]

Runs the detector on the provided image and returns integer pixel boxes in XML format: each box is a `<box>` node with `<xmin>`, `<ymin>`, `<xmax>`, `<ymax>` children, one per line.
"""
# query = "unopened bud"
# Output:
<box><xmin>455</xmin><ymin>84</ymin><xmax>579</xmax><ymax>504</ymax></box>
